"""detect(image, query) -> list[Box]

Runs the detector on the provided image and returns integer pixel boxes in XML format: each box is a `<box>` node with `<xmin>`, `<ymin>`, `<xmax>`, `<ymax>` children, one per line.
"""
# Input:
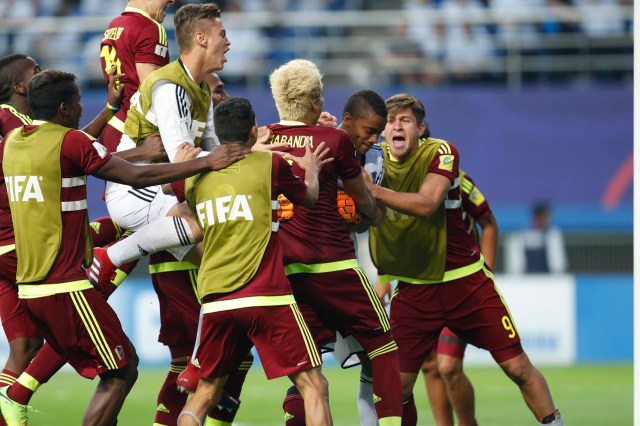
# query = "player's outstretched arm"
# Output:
<box><xmin>284</xmin><ymin>141</ymin><xmax>333</xmax><ymax>208</ymax></box>
<box><xmin>94</xmin><ymin>143</ymin><xmax>249</xmax><ymax>188</ymax></box>
<box><xmin>367</xmin><ymin>172</ymin><xmax>451</xmax><ymax>218</ymax></box>
<box><xmin>82</xmin><ymin>67</ymin><xmax>125</xmax><ymax>138</ymax></box>
<box><xmin>113</xmin><ymin>133</ymin><xmax>168</xmax><ymax>163</ymax></box>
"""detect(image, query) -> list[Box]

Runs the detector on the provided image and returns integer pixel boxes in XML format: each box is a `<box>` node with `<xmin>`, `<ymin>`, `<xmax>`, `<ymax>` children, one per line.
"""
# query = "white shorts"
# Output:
<box><xmin>105</xmin><ymin>181</ymin><xmax>178</xmax><ymax>231</ymax></box>
<box><xmin>332</xmin><ymin>332</ymin><xmax>364</xmax><ymax>368</ymax></box>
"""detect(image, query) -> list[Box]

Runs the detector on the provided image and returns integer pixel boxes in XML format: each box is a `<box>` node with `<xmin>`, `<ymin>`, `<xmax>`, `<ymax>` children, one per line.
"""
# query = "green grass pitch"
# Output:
<box><xmin>26</xmin><ymin>364</ymin><xmax>631</xmax><ymax>425</ymax></box>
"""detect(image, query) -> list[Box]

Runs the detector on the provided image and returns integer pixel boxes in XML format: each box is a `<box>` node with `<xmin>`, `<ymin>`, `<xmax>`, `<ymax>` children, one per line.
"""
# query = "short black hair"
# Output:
<box><xmin>28</xmin><ymin>69</ymin><xmax>77</xmax><ymax>120</ymax></box>
<box><xmin>0</xmin><ymin>53</ymin><xmax>28</xmax><ymax>103</ymax></box>
<box><xmin>343</xmin><ymin>89</ymin><xmax>387</xmax><ymax>120</ymax></box>
<box><xmin>214</xmin><ymin>97</ymin><xmax>256</xmax><ymax>144</ymax></box>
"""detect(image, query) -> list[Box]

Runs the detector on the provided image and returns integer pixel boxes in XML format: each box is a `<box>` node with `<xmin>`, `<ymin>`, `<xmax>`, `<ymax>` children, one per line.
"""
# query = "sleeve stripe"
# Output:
<box><xmin>175</xmin><ymin>86</ymin><xmax>189</xmax><ymax>118</ymax></box>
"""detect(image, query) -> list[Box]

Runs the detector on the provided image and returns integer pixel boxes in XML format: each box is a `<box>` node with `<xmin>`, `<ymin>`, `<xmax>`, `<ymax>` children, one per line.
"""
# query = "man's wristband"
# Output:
<box><xmin>106</xmin><ymin>102</ymin><xmax>120</xmax><ymax>112</ymax></box>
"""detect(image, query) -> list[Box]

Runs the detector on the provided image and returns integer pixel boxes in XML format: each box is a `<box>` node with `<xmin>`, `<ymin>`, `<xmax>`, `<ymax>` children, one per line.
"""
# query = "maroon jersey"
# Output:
<box><xmin>425</xmin><ymin>141</ymin><xmax>481</xmax><ymax>271</ymax></box>
<box><xmin>0</xmin><ymin>125</ymin><xmax>111</xmax><ymax>284</ymax></box>
<box><xmin>100</xmin><ymin>7</ymin><xmax>169</xmax><ymax>150</ymax></box>
<box><xmin>0</xmin><ymin>105</ymin><xmax>31</xmax><ymax>246</ymax></box>
<box><xmin>459</xmin><ymin>171</ymin><xmax>492</xmax><ymax>238</ymax></box>
<box><xmin>0</xmin><ymin>104</ymin><xmax>30</xmax><ymax>139</ymax></box>
<box><xmin>267</xmin><ymin>123</ymin><xmax>361</xmax><ymax>265</ymax></box>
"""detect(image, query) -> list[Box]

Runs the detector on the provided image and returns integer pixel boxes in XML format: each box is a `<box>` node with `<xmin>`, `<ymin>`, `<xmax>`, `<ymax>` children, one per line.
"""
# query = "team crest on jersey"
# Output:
<box><xmin>438</xmin><ymin>154</ymin><xmax>454</xmax><ymax>172</ymax></box>
<box><xmin>114</xmin><ymin>345</ymin><xmax>125</xmax><ymax>360</ymax></box>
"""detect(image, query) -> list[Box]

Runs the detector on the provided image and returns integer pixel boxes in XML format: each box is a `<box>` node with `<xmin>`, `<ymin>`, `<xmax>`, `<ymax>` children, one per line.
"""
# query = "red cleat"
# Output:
<box><xmin>176</xmin><ymin>358</ymin><xmax>199</xmax><ymax>394</ymax></box>
<box><xmin>86</xmin><ymin>247</ymin><xmax>118</xmax><ymax>298</ymax></box>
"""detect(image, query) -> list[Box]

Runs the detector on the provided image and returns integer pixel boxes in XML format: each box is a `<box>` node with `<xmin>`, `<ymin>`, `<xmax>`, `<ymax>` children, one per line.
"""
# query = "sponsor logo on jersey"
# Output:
<box><xmin>196</xmin><ymin>194</ymin><xmax>254</xmax><ymax>227</ymax></box>
<box><xmin>438</xmin><ymin>154</ymin><xmax>454</xmax><ymax>172</ymax></box>
<box><xmin>5</xmin><ymin>176</ymin><xmax>44</xmax><ymax>202</ymax></box>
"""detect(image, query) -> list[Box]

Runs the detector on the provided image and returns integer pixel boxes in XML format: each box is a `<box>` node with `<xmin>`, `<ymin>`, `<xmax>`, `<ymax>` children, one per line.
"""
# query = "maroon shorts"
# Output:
<box><xmin>391</xmin><ymin>267</ymin><xmax>523</xmax><ymax>373</ymax></box>
<box><xmin>0</xmin><ymin>250</ymin><xmax>39</xmax><ymax>341</ymax></box>
<box><xmin>288</xmin><ymin>266</ymin><xmax>394</xmax><ymax>356</ymax></box>
<box><xmin>23</xmin><ymin>288</ymin><xmax>134</xmax><ymax>379</ymax></box>
<box><xmin>436</xmin><ymin>327</ymin><xmax>466</xmax><ymax>360</ymax></box>
<box><xmin>150</xmin><ymin>255</ymin><xmax>200</xmax><ymax>358</ymax></box>
<box><xmin>296</xmin><ymin>302</ymin><xmax>336</xmax><ymax>352</ymax></box>
<box><xmin>196</xmin><ymin>303</ymin><xmax>321</xmax><ymax>380</ymax></box>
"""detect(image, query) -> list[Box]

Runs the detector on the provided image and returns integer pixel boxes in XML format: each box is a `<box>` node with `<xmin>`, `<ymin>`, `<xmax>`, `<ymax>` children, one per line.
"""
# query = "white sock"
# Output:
<box><xmin>357</xmin><ymin>373</ymin><xmax>379</xmax><ymax>426</ymax></box>
<box><xmin>107</xmin><ymin>216</ymin><xmax>195</xmax><ymax>266</ymax></box>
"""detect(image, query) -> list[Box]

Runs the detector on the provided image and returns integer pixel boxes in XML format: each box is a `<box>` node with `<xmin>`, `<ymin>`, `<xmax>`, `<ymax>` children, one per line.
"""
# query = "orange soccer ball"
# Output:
<box><xmin>336</xmin><ymin>190</ymin><xmax>360</xmax><ymax>224</ymax></box>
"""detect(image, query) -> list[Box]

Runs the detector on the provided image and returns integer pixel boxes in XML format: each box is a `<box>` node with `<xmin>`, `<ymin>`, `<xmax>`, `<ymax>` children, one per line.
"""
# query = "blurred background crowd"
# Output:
<box><xmin>0</xmin><ymin>0</ymin><xmax>633</xmax><ymax>89</ymax></box>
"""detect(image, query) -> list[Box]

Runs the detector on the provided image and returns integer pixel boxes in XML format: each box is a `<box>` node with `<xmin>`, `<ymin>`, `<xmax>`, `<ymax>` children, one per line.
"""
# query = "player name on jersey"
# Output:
<box><xmin>270</xmin><ymin>134</ymin><xmax>315</xmax><ymax>148</ymax></box>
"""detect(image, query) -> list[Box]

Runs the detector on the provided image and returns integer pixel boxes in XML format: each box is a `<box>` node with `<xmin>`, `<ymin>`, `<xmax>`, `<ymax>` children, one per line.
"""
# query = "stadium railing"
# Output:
<box><xmin>0</xmin><ymin>5</ymin><xmax>633</xmax><ymax>90</ymax></box>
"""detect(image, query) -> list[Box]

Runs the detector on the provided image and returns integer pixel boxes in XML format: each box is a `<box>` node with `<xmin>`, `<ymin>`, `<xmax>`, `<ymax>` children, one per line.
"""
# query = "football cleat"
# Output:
<box><xmin>0</xmin><ymin>387</ymin><xmax>34</xmax><ymax>426</ymax></box>
<box><xmin>176</xmin><ymin>359</ymin><xmax>199</xmax><ymax>394</ymax></box>
<box><xmin>86</xmin><ymin>247</ymin><xmax>118</xmax><ymax>298</ymax></box>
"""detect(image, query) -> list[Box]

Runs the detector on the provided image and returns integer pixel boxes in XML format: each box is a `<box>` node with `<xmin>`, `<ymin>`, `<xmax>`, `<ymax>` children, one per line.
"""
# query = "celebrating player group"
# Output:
<box><xmin>0</xmin><ymin>1</ymin><xmax>565</xmax><ymax>426</ymax></box>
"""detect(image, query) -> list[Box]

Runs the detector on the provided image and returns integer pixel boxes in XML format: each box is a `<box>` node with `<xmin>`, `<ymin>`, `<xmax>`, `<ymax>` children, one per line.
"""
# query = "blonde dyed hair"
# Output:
<box><xmin>269</xmin><ymin>59</ymin><xmax>323</xmax><ymax>121</ymax></box>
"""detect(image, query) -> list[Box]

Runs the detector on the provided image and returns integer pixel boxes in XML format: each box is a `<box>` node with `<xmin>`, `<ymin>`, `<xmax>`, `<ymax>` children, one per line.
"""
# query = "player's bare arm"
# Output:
<box><xmin>285</xmin><ymin>141</ymin><xmax>333</xmax><ymax>208</ymax></box>
<box><xmin>135</xmin><ymin>62</ymin><xmax>162</xmax><ymax>84</ymax></box>
<box><xmin>113</xmin><ymin>133</ymin><xmax>167</xmax><ymax>163</ymax></box>
<box><xmin>81</xmin><ymin>67</ymin><xmax>125</xmax><ymax>138</ymax></box>
<box><xmin>94</xmin><ymin>144</ymin><xmax>248</xmax><ymax>188</ymax></box>
<box><xmin>477</xmin><ymin>213</ymin><xmax>499</xmax><ymax>269</ymax></box>
<box><xmin>342</xmin><ymin>174</ymin><xmax>385</xmax><ymax>226</ymax></box>
<box><xmin>369</xmin><ymin>172</ymin><xmax>451</xmax><ymax>218</ymax></box>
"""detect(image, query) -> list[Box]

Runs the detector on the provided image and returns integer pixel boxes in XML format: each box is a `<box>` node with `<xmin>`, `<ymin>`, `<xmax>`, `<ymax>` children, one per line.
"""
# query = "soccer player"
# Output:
<box><xmin>90</xmin><ymin>3</ymin><xmax>238</xmax><ymax>288</ymax></box>
<box><xmin>376</xmin><ymin>167</ymin><xmax>497</xmax><ymax>426</ymax></box>
<box><xmin>149</xmin><ymin>73</ymin><xmax>252</xmax><ymax>426</ymax></box>
<box><xmin>367</xmin><ymin>93</ymin><xmax>564</xmax><ymax>426</ymax></box>
<box><xmin>268</xmin><ymin>59</ymin><xmax>403</xmax><ymax>426</ymax></box>
<box><xmin>0</xmin><ymin>52</ymin><xmax>131</xmax><ymax>403</ymax></box>
<box><xmin>178</xmin><ymin>97</ymin><xmax>333</xmax><ymax>426</ymax></box>
<box><xmin>98</xmin><ymin>0</ymin><xmax>174</xmax><ymax>154</ymax></box>
<box><xmin>0</xmin><ymin>69</ymin><xmax>248</xmax><ymax>425</ymax></box>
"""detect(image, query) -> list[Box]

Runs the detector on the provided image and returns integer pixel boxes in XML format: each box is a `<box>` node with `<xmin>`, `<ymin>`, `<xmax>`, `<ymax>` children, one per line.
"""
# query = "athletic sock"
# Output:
<box><xmin>107</xmin><ymin>216</ymin><xmax>195</xmax><ymax>266</ymax></box>
<box><xmin>0</xmin><ymin>370</ymin><xmax>18</xmax><ymax>388</ymax></box>
<box><xmin>207</xmin><ymin>353</ymin><xmax>253</xmax><ymax>423</ymax></box>
<box><xmin>154</xmin><ymin>362</ymin><xmax>188</xmax><ymax>426</ymax></box>
<box><xmin>357</xmin><ymin>372</ymin><xmax>379</xmax><ymax>426</ymax></box>
<box><xmin>369</xmin><ymin>347</ymin><xmax>403</xmax><ymax>420</ymax></box>
<box><xmin>8</xmin><ymin>343</ymin><xmax>65</xmax><ymax>405</ymax></box>
<box><xmin>283</xmin><ymin>386</ymin><xmax>305</xmax><ymax>426</ymax></box>
<box><xmin>401</xmin><ymin>395</ymin><xmax>417</xmax><ymax>426</ymax></box>
<box><xmin>540</xmin><ymin>409</ymin><xmax>564</xmax><ymax>425</ymax></box>
<box><xmin>89</xmin><ymin>216</ymin><xmax>123</xmax><ymax>247</ymax></box>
